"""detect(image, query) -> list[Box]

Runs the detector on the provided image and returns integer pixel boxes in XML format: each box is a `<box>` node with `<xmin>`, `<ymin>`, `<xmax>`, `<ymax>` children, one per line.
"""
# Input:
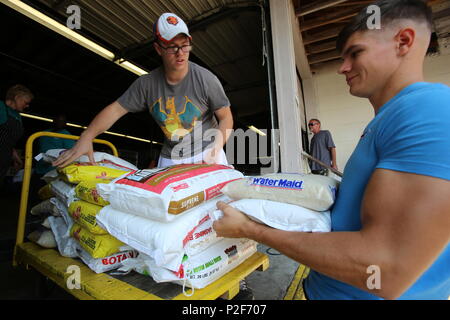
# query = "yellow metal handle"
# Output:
<box><xmin>14</xmin><ymin>131</ymin><xmax>118</xmax><ymax>266</ymax></box>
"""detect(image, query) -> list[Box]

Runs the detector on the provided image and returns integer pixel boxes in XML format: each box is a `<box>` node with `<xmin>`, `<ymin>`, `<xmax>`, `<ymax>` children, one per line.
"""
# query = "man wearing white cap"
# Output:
<box><xmin>53</xmin><ymin>12</ymin><xmax>233</xmax><ymax>168</ymax></box>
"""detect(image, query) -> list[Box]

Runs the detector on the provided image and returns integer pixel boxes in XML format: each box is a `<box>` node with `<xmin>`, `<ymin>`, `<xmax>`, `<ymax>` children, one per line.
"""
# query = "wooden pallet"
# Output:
<box><xmin>14</xmin><ymin>242</ymin><xmax>269</xmax><ymax>300</ymax></box>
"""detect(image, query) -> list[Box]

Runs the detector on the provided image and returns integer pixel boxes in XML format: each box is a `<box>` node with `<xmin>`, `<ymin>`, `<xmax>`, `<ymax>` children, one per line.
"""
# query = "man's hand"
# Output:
<box><xmin>203</xmin><ymin>147</ymin><xmax>221</xmax><ymax>164</ymax></box>
<box><xmin>52</xmin><ymin>101</ymin><xmax>128</xmax><ymax>168</ymax></box>
<box><xmin>52</xmin><ymin>134</ymin><xmax>95</xmax><ymax>168</ymax></box>
<box><xmin>213</xmin><ymin>201</ymin><xmax>256</xmax><ymax>238</ymax></box>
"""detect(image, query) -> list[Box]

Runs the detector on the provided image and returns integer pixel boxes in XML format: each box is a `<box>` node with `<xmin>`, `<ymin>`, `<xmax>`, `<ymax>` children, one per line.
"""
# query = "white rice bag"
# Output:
<box><xmin>39</xmin><ymin>149</ymin><xmax>138</xmax><ymax>171</ymax></box>
<box><xmin>75</xmin><ymin>246</ymin><xmax>139</xmax><ymax>274</ymax></box>
<box><xmin>96</xmin><ymin>196</ymin><xmax>230</xmax><ymax>272</ymax></box>
<box><xmin>41</xmin><ymin>169</ymin><xmax>59</xmax><ymax>183</ymax></box>
<box><xmin>50</xmin><ymin>179</ymin><xmax>78</xmax><ymax>207</ymax></box>
<box><xmin>30</xmin><ymin>198</ymin><xmax>61</xmax><ymax>217</ymax></box>
<box><xmin>221</xmin><ymin>173</ymin><xmax>339</xmax><ymax>212</ymax></box>
<box><xmin>50</xmin><ymin>197</ymin><xmax>73</xmax><ymax>229</ymax></box>
<box><xmin>212</xmin><ymin>199</ymin><xmax>331</xmax><ymax>232</ymax></box>
<box><xmin>27</xmin><ymin>229</ymin><xmax>57</xmax><ymax>249</ymax></box>
<box><xmin>48</xmin><ymin>216</ymin><xmax>78</xmax><ymax>257</ymax></box>
<box><xmin>142</xmin><ymin>238</ymin><xmax>257</xmax><ymax>290</ymax></box>
<box><xmin>97</xmin><ymin>164</ymin><xmax>243</xmax><ymax>222</ymax></box>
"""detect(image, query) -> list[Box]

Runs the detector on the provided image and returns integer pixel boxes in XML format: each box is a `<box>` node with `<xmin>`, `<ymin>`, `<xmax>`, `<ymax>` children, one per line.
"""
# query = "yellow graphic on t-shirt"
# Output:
<box><xmin>150</xmin><ymin>96</ymin><xmax>203</xmax><ymax>140</ymax></box>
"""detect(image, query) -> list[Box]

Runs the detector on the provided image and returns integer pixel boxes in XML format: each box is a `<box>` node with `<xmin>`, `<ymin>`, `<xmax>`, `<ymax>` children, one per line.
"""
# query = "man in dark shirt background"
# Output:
<box><xmin>308</xmin><ymin>119</ymin><xmax>337</xmax><ymax>175</ymax></box>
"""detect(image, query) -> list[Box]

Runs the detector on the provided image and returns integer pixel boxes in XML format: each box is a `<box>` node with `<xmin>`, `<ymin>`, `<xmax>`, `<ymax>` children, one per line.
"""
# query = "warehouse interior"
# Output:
<box><xmin>1</xmin><ymin>0</ymin><xmax>449</xmax><ymax>300</ymax></box>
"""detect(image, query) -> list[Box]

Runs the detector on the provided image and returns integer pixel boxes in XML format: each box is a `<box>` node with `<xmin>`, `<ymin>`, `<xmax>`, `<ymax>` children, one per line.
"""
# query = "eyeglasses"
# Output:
<box><xmin>157</xmin><ymin>43</ymin><xmax>192</xmax><ymax>54</ymax></box>
<box><xmin>308</xmin><ymin>123</ymin><xmax>319</xmax><ymax>127</ymax></box>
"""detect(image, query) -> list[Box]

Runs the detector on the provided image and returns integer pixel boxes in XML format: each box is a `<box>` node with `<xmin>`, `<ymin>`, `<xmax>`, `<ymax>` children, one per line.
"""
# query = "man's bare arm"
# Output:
<box><xmin>330</xmin><ymin>147</ymin><xmax>337</xmax><ymax>170</ymax></box>
<box><xmin>213</xmin><ymin>169</ymin><xmax>450</xmax><ymax>299</ymax></box>
<box><xmin>213</xmin><ymin>106</ymin><xmax>233</xmax><ymax>149</ymax></box>
<box><xmin>203</xmin><ymin>106</ymin><xmax>233</xmax><ymax>164</ymax></box>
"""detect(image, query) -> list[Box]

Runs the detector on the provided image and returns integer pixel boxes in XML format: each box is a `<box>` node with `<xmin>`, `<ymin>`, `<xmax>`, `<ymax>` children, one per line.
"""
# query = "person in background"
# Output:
<box><xmin>0</xmin><ymin>84</ymin><xmax>34</xmax><ymax>191</ymax></box>
<box><xmin>213</xmin><ymin>0</ymin><xmax>450</xmax><ymax>300</ymax></box>
<box><xmin>308</xmin><ymin>119</ymin><xmax>337</xmax><ymax>175</ymax></box>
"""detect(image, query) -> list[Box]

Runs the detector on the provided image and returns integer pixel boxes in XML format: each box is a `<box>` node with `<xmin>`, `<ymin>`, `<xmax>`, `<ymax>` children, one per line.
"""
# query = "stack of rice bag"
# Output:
<box><xmin>29</xmin><ymin>149</ymin><xmax>139</xmax><ymax>273</ymax></box>
<box><xmin>216</xmin><ymin>173</ymin><xmax>340</xmax><ymax>232</ymax></box>
<box><xmin>95</xmin><ymin>164</ymin><xmax>257</xmax><ymax>290</ymax></box>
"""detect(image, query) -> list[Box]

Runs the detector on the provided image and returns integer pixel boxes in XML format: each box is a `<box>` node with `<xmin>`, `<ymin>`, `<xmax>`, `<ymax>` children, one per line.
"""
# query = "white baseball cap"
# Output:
<box><xmin>153</xmin><ymin>13</ymin><xmax>191</xmax><ymax>43</ymax></box>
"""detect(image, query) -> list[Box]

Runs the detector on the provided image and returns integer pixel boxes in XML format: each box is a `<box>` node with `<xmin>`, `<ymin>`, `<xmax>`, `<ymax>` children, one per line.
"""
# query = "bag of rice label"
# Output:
<box><xmin>68</xmin><ymin>200</ymin><xmax>108</xmax><ymax>235</ymax></box>
<box><xmin>143</xmin><ymin>238</ymin><xmax>257</xmax><ymax>290</ymax></box>
<box><xmin>58</xmin><ymin>162</ymin><xmax>130</xmax><ymax>184</ymax></box>
<box><xmin>75</xmin><ymin>180</ymin><xmax>110</xmax><ymax>206</ymax></box>
<box><xmin>75</xmin><ymin>246</ymin><xmax>139</xmax><ymax>274</ymax></box>
<box><xmin>221</xmin><ymin>173</ymin><xmax>339</xmax><ymax>212</ymax></box>
<box><xmin>70</xmin><ymin>223</ymin><xmax>124</xmax><ymax>259</ymax></box>
<box><xmin>97</xmin><ymin>164</ymin><xmax>243</xmax><ymax>222</ymax></box>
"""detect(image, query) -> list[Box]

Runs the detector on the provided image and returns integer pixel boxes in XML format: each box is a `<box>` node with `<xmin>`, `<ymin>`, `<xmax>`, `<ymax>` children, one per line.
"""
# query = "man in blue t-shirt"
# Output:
<box><xmin>213</xmin><ymin>0</ymin><xmax>450</xmax><ymax>300</ymax></box>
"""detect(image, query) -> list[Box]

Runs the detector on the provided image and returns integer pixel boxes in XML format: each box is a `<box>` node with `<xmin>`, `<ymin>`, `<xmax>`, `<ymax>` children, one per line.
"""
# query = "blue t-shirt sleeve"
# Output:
<box><xmin>325</xmin><ymin>130</ymin><xmax>336</xmax><ymax>149</ymax></box>
<box><xmin>375</xmin><ymin>86</ymin><xmax>450</xmax><ymax>181</ymax></box>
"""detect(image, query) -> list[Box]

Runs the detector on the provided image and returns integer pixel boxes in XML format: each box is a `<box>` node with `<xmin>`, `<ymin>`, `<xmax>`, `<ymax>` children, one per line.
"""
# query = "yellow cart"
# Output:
<box><xmin>13</xmin><ymin>132</ymin><xmax>269</xmax><ymax>300</ymax></box>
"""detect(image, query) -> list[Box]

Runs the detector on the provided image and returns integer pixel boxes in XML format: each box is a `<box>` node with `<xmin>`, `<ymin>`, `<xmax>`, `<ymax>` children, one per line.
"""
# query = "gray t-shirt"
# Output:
<box><xmin>117</xmin><ymin>62</ymin><xmax>230</xmax><ymax>158</ymax></box>
<box><xmin>310</xmin><ymin>130</ymin><xmax>335</xmax><ymax>170</ymax></box>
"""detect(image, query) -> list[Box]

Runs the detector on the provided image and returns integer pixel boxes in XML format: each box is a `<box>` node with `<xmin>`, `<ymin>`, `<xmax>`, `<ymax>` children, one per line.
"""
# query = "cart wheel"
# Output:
<box><xmin>34</xmin><ymin>274</ymin><xmax>56</xmax><ymax>299</ymax></box>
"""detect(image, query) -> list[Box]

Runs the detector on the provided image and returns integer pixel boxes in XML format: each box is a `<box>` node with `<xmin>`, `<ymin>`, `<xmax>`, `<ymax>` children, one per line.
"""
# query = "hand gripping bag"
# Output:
<box><xmin>97</xmin><ymin>164</ymin><xmax>243</xmax><ymax>222</ymax></box>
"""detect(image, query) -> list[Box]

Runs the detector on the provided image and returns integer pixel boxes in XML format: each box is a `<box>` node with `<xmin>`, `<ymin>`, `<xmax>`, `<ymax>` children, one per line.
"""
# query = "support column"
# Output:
<box><xmin>269</xmin><ymin>0</ymin><xmax>303</xmax><ymax>173</ymax></box>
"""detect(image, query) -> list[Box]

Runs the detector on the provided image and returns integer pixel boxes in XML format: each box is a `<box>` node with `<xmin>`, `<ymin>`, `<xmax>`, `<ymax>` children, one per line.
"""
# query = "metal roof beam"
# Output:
<box><xmin>118</xmin><ymin>4</ymin><xmax>261</xmax><ymax>61</ymax></box>
<box><xmin>296</xmin><ymin>0</ymin><xmax>349</xmax><ymax>17</ymax></box>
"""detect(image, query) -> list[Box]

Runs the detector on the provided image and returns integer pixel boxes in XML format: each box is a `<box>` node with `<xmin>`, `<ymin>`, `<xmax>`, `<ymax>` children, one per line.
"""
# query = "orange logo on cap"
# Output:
<box><xmin>167</xmin><ymin>16</ymin><xmax>178</xmax><ymax>25</ymax></box>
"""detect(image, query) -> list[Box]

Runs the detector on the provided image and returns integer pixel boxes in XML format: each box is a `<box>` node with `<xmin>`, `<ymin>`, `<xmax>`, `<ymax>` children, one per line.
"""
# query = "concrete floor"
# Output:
<box><xmin>0</xmin><ymin>181</ymin><xmax>299</xmax><ymax>300</ymax></box>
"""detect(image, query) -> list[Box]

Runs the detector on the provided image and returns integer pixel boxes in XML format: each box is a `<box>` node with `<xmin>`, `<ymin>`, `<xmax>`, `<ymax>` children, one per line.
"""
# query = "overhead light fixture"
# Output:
<box><xmin>20</xmin><ymin>112</ymin><xmax>161</xmax><ymax>145</ymax></box>
<box><xmin>1</xmin><ymin>0</ymin><xmax>148</xmax><ymax>76</ymax></box>
<box><xmin>248</xmin><ymin>125</ymin><xmax>267</xmax><ymax>136</ymax></box>
<box><xmin>115</xmin><ymin>59</ymin><xmax>148</xmax><ymax>76</ymax></box>
<box><xmin>66</xmin><ymin>122</ymin><xmax>86</xmax><ymax>129</ymax></box>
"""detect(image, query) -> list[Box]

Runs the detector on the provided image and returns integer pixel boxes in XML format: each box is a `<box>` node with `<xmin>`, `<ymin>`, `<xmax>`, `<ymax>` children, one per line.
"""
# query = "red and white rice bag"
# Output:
<box><xmin>97</xmin><ymin>164</ymin><xmax>243</xmax><ymax>222</ymax></box>
<box><xmin>96</xmin><ymin>195</ymin><xmax>230</xmax><ymax>272</ymax></box>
